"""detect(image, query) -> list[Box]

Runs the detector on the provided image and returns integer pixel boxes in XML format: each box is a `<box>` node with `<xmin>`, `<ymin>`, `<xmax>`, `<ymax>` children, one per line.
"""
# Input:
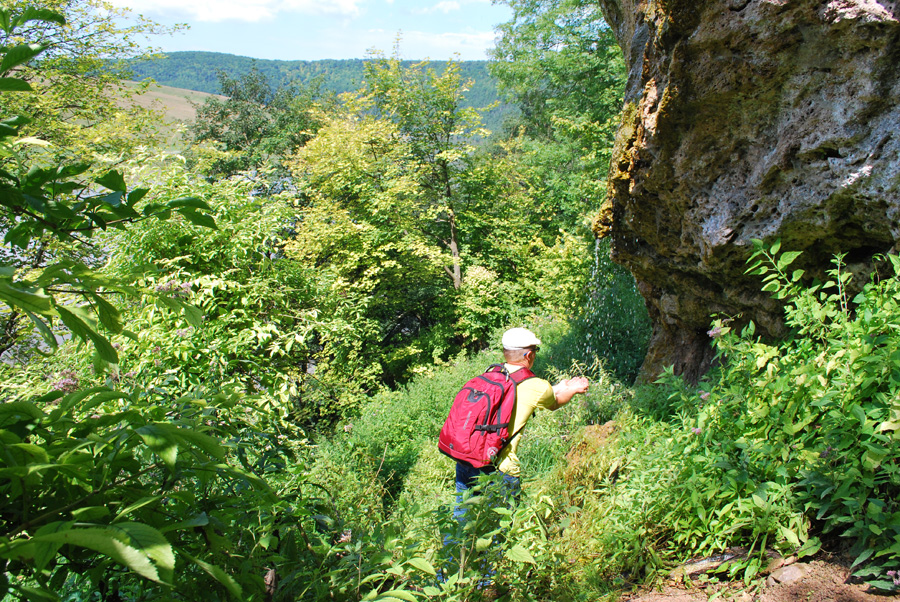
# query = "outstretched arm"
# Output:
<box><xmin>550</xmin><ymin>377</ymin><xmax>590</xmax><ymax>410</ymax></box>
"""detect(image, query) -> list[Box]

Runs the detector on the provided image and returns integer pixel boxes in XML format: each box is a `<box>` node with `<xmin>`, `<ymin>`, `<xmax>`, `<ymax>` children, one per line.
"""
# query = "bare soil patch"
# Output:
<box><xmin>623</xmin><ymin>558</ymin><xmax>887</xmax><ymax>602</ymax></box>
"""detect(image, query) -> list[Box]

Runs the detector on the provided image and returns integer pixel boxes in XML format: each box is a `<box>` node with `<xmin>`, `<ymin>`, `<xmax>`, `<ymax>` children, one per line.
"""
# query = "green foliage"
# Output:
<box><xmin>286</xmin><ymin>54</ymin><xmax>599</xmax><ymax>393</ymax></box>
<box><xmin>490</xmin><ymin>0</ymin><xmax>626</xmax><ymax>220</ymax></box>
<box><xmin>0</xmin><ymin>12</ymin><xmax>216</xmax><ymax>368</ymax></box>
<box><xmin>547</xmin><ymin>244</ymin><xmax>900</xmax><ymax>595</ymax></box>
<box><xmin>701</xmin><ymin>243</ymin><xmax>900</xmax><ymax>588</ymax></box>
<box><xmin>189</xmin><ymin>67</ymin><xmax>332</xmax><ymax>177</ymax></box>
<box><xmin>1</xmin><ymin>0</ymin><xmax>182</xmax><ymax>156</ymax></box>
<box><xmin>0</xmin><ymin>385</ymin><xmax>290</xmax><ymax>599</ymax></box>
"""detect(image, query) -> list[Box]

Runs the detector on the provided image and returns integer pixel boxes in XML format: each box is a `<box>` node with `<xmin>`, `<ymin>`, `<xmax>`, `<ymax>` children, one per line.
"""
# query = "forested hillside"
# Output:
<box><xmin>124</xmin><ymin>51</ymin><xmax>514</xmax><ymax>132</ymax></box>
<box><xmin>1</xmin><ymin>0</ymin><xmax>899</xmax><ymax>601</ymax></box>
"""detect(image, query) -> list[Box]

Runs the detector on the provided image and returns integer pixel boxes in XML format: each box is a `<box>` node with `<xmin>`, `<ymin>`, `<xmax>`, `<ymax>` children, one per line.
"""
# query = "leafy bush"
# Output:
<box><xmin>698</xmin><ymin>244</ymin><xmax>900</xmax><ymax>589</ymax></box>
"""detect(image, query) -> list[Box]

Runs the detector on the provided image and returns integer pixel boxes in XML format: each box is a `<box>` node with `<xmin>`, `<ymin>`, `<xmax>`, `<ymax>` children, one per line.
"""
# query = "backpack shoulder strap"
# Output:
<box><xmin>509</xmin><ymin>366</ymin><xmax>536</xmax><ymax>384</ymax></box>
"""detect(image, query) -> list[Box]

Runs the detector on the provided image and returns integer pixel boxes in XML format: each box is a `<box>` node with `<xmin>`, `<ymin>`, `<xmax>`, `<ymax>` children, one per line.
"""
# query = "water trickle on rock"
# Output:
<box><xmin>574</xmin><ymin>238</ymin><xmax>651</xmax><ymax>383</ymax></box>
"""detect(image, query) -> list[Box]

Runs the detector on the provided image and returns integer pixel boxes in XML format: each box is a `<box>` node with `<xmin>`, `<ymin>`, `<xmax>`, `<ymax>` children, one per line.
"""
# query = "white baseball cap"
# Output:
<box><xmin>501</xmin><ymin>327</ymin><xmax>542</xmax><ymax>350</ymax></box>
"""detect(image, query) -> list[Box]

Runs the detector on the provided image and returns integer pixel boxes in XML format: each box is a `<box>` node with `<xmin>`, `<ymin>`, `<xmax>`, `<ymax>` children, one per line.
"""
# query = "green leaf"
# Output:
<box><xmin>159</xmin><ymin>512</ymin><xmax>209</xmax><ymax>533</ymax></box>
<box><xmin>182</xmin><ymin>303</ymin><xmax>203</xmax><ymax>327</ymax></box>
<box><xmin>0</xmin><ymin>43</ymin><xmax>46</xmax><ymax>75</ymax></box>
<box><xmin>505</xmin><ymin>543</ymin><xmax>536</xmax><ymax>564</ymax></box>
<box><xmin>24</xmin><ymin>311</ymin><xmax>58</xmax><ymax>350</ymax></box>
<box><xmin>184</xmin><ymin>553</ymin><xmax>242</xmax><ymax>600</ymax></box>
<box><xmin>178</xmin><ymin>208</ymin><xmax>218</xmax><ymax>230</ymax></box>
<box><xmin>32</xmin><ymin>522</ymin><xmax>71</xmax><ymax>572</ymax></box>
<box><xmin>135</xmin><ymin>424</ymin><xmax>178</xmax><ymax>468</ymax></box>
<box><xmin>778</xmin><ymin>525</ymin><xmax>800</xmax><ymax>547</ymax></box>
<box><xmin>156</xmin><ymin>423</ymin><xmax>226</xmax><ymax>461</ymax></box>
<box><xmin>167</xmin><ymin>197</ymin><xmax>211</xmax><ymax>211</ymax></box>
<box><xmin>70</xmin><ymin>506</ymin><xmax>110</xmax><ymax>522</ymax></box>
<box><xmin>475</xmin><ymin>537</ymin><xmax>492</xmax><ymax>552</ymax></box>
<box><xmin>850</xmin><ymin>547</ymin><xmax>874</xmax><ymax>569</ymax></box>
<box><xmin>770</xmin><ymin>239</ymin><xmax>782</xmax><ymax>255</ymax></box>
<box><xmin>777</xmin><ymin>251</ymin><xmax>802</xmax><ymax>270</ymax></box>
<box><xmin>16</xmin><ymin>528</ymin><xmax>162</xmax><ymax>583</ymax></box>
<box><xmin>60</xmin><ymin>387</ymin><xmax>126</xmax><ymax>413</ymax></box>
<box><xmin>111</xmin><ymin>522</ymin><xmax>175</xmax><ymax>584</ymax></box>
<box><xmin>114</xmin><ymin>496</ymin><xmax>163</xmax><ymax>522</ymax></box>
<box><xmin>0</xmin><ymin>401</ymin><xmax>44</xmax><ymax>424</ymax></box>
<box><xmin>95</xmin><ymin>170</ymin><xmax>127</xmax><ymax>192</ymax></box>
<box><xmin>405</xmin><ymin>557</ymin><xmax>436</xmax><ymax>576</ymax></box>
<box><xmin>10</xmin><ymin>443</ymin><xmax>49</xmax><ymax>463</ymax></box>
<box><xmin>55</xmin><ymin>305</ymin><xmax>118</xmax><ymax>364</ymax></box>
<box><xmin>797</xmin><ymin>537</ymin><xmax>821</xmax><ymax>558</ymax></box>
<box><xmin>0</xmin><ymin>279</ymin><xmax>51</xmax><ymax>313</ymax></box>
<box><xmin>9</xmin><ymin>584</ymin><xmax>58</xmax><ymax>601</ymax></box>
<box><xmin>126</xmin><ymin>187</ymin><xmax>149</xmax><ymax>205</ymax></box>
<box><xmin>94</xmin><ymin>295</ymin><xmax>123</xmax><ymax>334</ymax></box>
<box><xmin>0</xmin><ymin>77</ymin><xmax>32</xmax><ymax>91</ymax></box>
<box><xmin>17</xmin><ymin>8</ymin><xmax>66</xmax><ymax>28</ymax></box>
<box><xmin>373</xmin><ymin>590</ymin><xmax>418</xmax><ymax>602</ymax></box>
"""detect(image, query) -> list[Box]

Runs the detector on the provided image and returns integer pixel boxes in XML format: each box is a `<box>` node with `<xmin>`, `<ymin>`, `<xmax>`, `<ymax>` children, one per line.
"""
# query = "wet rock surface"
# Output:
<box><xmin>595</xmin><ymin>0</ymin><xmax>900</xmax><ymax>382</ymax></box>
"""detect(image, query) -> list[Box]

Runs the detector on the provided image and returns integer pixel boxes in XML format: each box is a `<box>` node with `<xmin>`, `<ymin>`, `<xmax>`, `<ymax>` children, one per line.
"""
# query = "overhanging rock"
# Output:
<box><xmin>595</xmin><ymin>0</ymin><xmax>900</xmax><ymax>382</ymax></box>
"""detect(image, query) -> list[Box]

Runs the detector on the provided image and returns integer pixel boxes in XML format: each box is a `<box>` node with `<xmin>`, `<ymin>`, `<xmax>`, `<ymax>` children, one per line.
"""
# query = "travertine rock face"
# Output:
<box><xmin>595</xmin><ymin>0</ymin><xmax>900</xmax><ymax>382</ymax></box>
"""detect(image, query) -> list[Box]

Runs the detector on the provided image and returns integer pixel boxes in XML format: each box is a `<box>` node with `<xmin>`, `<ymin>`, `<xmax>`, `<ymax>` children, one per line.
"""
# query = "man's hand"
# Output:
<box><xmin>551</xmin><ymin>376</ymin><xmax>590</xmax><ymax>409</ymax></box>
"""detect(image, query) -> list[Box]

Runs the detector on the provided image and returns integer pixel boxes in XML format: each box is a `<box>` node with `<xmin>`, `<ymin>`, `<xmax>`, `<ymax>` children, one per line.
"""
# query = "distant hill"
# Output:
<box><xmin>122</xmin><ymin>80</ymin><xmax>223</xmax><ymax>122</ymax></box>
<box><xmin>123</xmin><ymin>51</ymin><xmax>516</xmax><ymax>133</ymax></box>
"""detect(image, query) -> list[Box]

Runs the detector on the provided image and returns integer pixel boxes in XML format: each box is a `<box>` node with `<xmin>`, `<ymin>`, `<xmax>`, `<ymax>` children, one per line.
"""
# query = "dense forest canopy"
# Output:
<box><xmin>0</xmin><ymin>0</ymin><xmax>898</xmax><ymax>600</ymax></box>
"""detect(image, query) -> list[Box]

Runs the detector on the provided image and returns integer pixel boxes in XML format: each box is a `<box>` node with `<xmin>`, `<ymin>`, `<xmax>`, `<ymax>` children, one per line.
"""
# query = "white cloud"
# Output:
<box><xmin>110</xmin><ymin>0</ymin><xmax>364</xmax><ymax>23</ymax></box>
<box><xmin>400</xmin><ymin>29</ymin><xmax>495</xmax><ymax>59</ymax></box>
<box><xmin>412</xmin><ymin>1</ymin><xmax>460</xmax><ymax>15</ymax></box>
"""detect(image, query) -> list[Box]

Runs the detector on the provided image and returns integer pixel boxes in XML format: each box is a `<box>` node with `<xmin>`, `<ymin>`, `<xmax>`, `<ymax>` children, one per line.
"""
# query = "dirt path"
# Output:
<box><xmin>623</xmin><ymin>559</ymin><xmax>886</xmax><ymax>602</ymax></box>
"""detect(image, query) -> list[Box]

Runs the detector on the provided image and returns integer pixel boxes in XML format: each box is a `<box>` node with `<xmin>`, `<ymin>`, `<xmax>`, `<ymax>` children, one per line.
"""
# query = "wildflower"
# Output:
<box><xmin>337</xmin><ymin>530</ymin><xmax>352</xmax><ymax>543</ymax></box>
<box><xmin>699</xmin><ymin>391</ymin><xmax>710</xmax><ymax>401</ymax></box>
<box><xmin>113</xmin><ymin>342</ymin><xmax>122</xmax><ymax>350</ymax></box>
<box><xmin>175</xmin><ymin>327</ymin><xmax>193</xmax><ymax>338</ymax></box>
<box><xmin>707</xmin><ymin>326</ymin><xmax>722</xmax><ymax>338</ymax></box>
<box><xmin>691</xmin><ymin>427</ymin><xmax>702</xmax><ymax>435</ymax></box>
<box><xmin>343</xmin><ymin>423</ymin><xmax>353</xmax><ymax>433</ymax></box>
<box><xmin>50</xmin><ymin>370</ymin><xmax>79</xmax><ymax>393</ymax></box>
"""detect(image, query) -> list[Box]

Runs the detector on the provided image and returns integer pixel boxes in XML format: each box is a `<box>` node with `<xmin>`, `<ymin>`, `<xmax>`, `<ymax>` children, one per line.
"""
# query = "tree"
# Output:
<box><xmin>287</xmin><ymin>58</ymin><xmax>592</xmax><ymax>388</ymax></box>
<box><xmin>189</xmin><ymin>67</ymin><xmax>332</xmax><ymax>178</ymax></box>
<box><xmin>490</xmin><ymin>0</ymin><xmax>626</xmax><ymax>220</ymax></box>
<box><xmin>363</xmin><ymin>49</ymin><xmax>490</xmax><ymax>290</ymax></box>
<box><xmin>0</xmin><ymin>10</ymin><xmax>215</xmax><ymax>367</ymax></box>
<box><xmin>1</xmin><ymin>0</ymin><xmax>183</xmax><ymax>156</ymax></box>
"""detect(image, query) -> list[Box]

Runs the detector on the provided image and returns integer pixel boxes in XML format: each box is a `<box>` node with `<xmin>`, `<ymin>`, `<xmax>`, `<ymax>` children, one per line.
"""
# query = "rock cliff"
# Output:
<box><xmin>594</xmin><ymin>0</ymin><xmax>900</xmax><ymax>382</ymax></box>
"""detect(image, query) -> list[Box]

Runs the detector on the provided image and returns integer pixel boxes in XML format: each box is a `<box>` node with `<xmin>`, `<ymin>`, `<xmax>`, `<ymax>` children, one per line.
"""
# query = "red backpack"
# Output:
<box><xmin>438</xmin><ymin>364</ymin><xmax>536</xmax><ymax>468</ymax></box>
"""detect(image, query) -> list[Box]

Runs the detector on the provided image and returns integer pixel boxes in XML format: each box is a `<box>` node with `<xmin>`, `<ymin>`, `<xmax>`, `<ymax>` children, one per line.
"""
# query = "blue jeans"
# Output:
<box><xmin>453</xmin><ymin>462</ymin><xmax>520</xmax><ymax>521</ymax></box>
<box><xmin>441</xmin><ymin>462</ymin><xmax>520</xmax><ymax>585</ymax></box>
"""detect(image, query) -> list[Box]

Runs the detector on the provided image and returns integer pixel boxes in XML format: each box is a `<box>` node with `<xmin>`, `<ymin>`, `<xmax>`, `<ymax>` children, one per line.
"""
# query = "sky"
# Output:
<box><xmin>110</xmin><ymin>0</ymin><xmax>514</xmax><ymax>62</ymax></box>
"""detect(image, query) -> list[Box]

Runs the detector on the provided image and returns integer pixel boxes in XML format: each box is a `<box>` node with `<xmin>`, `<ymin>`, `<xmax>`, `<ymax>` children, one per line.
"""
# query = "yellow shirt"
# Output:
<box><xmin>496</xmin><ymin>364</ymin><xmax>556</xmax><ymax>477</ymax></box>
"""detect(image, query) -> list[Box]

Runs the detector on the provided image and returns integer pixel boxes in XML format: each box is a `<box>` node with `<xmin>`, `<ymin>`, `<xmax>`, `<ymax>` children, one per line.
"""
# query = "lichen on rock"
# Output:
<box><xmin>596</xmin><ymin>0</ymin><xmax>900</xmax><ymax>382</ymax></box>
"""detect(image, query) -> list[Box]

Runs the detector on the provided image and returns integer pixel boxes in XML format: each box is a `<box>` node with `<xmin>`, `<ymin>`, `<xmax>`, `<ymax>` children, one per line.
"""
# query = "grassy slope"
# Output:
<box><xmin>120</xmin><ymin>81</ymin><xmax>224</xmax><ymax>123</ymax></box>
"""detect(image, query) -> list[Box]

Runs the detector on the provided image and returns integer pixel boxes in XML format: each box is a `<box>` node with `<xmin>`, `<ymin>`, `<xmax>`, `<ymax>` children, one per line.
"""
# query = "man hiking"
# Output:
<box><xmin>442</xmin><ymin>327</ymin><xmax>590</xmax><ymax>500</ymax></box>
